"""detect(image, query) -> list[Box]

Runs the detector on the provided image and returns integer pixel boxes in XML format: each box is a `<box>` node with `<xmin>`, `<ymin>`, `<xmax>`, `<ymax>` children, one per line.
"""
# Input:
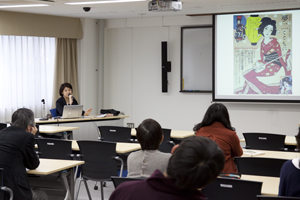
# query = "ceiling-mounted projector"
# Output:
<box><xmin>148</xmin><ymin>0</ymin><xmax>182</xmax><ymax>11</ymax></box>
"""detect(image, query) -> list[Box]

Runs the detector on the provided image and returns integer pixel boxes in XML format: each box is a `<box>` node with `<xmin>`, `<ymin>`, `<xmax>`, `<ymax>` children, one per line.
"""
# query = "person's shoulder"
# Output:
<box><xmin>56</xmin><ymin>96</ymin><xmax>64</xmax><ymax>103</ymax></box>
<box><xmin>156</xmin><ymin>151</ymin><xmax>172</xmax><ymax>158</ymax></box>
<box><xmin>128</xmin><ymin>150</ymin><xmax>142</xmax><ymax>158</ymax></box>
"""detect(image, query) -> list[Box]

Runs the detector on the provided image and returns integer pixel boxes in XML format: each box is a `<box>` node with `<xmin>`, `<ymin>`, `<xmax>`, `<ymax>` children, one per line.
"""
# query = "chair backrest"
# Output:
<box><xmin>35</xmin><ymin>138</ymin><xmax>72</xmax><ymax>160</ymax></box>
<box><xmin>257</xmin><ymin>195</ymin><xmax>300</xmax><ymax>200</ymax></box>
<box><xmin>98</xmin><ymin>126</ymin><xmax>132</xmax><ymax>142</ymax></box>
<box><xmin>49</xmin><ymin>108</ymin><xmax>57</xmax><ymax>117</ymax></box>
<box><xmin>0</xmin><ymin>123</ymin><xmax>7</xmax><ymax>131</ymax></box>
<box><xmin>158</xmin><ymin>128</ymin><xmax>174</xmax><ymax>153</ymax></box>
<box><xmin>0</xmin><ymin>168</ymin><xmax>13</xmax><ymax>200</ymax></box>
<box><xmin>77</xmin><ymin>140</ymin><xmax>119</xmax><ymax>180</ymax></box>
<box><xmin>202</xmin><ymin>177</ymin><xmax>262</xmax><ymax>200</ymax></box>
<box><xmin>235</xmin><ymin>157</ymin><xmax>287</xmax><ymax>177</ymax></box>
<box><xmin>243</xmin><ymin>133</ymin><xmax>286</xmax><ymax>151</ymax></box>
<box><xmin>111</xmin><ymin>176</ymin><xmax>144</xmax><ymax>188</ymax></box>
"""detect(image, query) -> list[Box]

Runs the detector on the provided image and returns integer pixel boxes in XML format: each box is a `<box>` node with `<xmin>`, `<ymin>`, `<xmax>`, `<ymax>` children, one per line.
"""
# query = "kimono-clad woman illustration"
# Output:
<box><xmin>238</xmin><ymin>17</ymin><xmax>292</xmax><ymax>94</ymax></box>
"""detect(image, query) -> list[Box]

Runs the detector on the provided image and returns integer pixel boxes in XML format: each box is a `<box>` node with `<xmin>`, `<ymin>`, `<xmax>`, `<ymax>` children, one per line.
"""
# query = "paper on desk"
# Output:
<box><xmin>243</xmin><ymin>150</ymin><xmax>265</xmax><ymax>157</ymax></box>
<box><xmin>95</xmin><ymin>114</ymin><xmax>107</xmax><ymax>118</ymax></box>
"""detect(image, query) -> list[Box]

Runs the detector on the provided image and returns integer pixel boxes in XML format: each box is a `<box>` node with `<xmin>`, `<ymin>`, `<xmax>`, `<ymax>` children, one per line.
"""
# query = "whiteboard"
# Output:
<box><xmin>181</xmin><ymin>26</ymin><xmax>213</xmax><ymax>92</ymax></box>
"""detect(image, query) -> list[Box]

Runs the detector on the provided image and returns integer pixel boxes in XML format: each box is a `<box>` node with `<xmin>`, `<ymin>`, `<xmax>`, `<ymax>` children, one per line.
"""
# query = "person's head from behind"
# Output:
<box><xmin>167</xmin><ymin>136</ymin><xmax>224</xmax><ymax>191</ymax></box>
<box><xmin>136</xmin><ymin>118</ymin><xmax>163</xmax><ymax>150</ymax></box>
<box><xmin>193</xmin><ymin>103</ymin><xmax>234</xmax><ymax>131</ymax></box>
<box><xmin>59</xmin><ymin>82</ymin><xmax>73</xmax><ymax>98</ymax></box>
<box><xmin>11</xmin><ymin>108</ymin><xmax>35</xmax><ymax>132</ymax></box>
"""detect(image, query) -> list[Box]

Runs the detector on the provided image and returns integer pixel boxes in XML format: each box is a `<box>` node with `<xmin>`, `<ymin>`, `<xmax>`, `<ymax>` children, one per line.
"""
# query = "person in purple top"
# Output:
<box><xmin>279</xmin><ymin>128</ymin><xmax>300</xmax><ymax>197</ymax></box>
<box><xmin>109</xmin><ymin>136</ymin><xmax>225</xmax><ymax>200</ymax></box>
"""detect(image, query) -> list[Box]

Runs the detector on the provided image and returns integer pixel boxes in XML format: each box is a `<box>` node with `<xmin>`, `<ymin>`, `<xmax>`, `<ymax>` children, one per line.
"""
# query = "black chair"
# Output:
<box><xmin>111</xmin><ymin>176</ymin><xmax>145</xmax><ymax>188</ymax></box>
<box><xmin>0</xmin><ymin>123</ymin><xmax>7</xmax><ymax>131</ymax></box>
<box><xmin>0</xmin><ymin>168</ymin><xmax>13</xmax><ymax>200</ymax></box>
<box><xmin>35</xmin><ymin>138</ymin><xmax>73</xmax><ymax>160</ymax></box>
<box><xmin>75</xmin><ymin>140</ymin><xmax>124</xmax><ymax>200</ymax></box>
<box><xmin>235</xmin><ymin>157</ymin><xmax>287</xmax><ymax>177</ymax></box>
<box><xmin>257</xmin><ymin>195</ymin><xmax>300</xmax><ymax>200</ymax></box>
<box><xmin>202</xmin><ymin>177</ymin><xmax>262</xmax><ymax>200</ymax></box>
<box><xmin>243</xmin><ymin>133</ymin><xmax>286</xmax><ymax>151</ymax></box>
<box><xmin>158</xmin><ymin>128</ymin><xmax>175</xmax><ymax>153</ymax></box>
<box><xmin>98</xmin><ymin>126</ymin><xmax>133</xmax><ymax>142</ymax></box>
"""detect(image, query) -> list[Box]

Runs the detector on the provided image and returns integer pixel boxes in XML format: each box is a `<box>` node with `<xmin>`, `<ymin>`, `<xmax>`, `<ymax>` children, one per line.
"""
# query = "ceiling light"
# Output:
<box><xmin>0</xmin><ymin>4</ymin><xmax>50</xmax><ymax>8</ymax></box>
<box><xmin>66</xmin><ymin>0</ymin><xmax>145</xmax><ymax>5</ymax></box>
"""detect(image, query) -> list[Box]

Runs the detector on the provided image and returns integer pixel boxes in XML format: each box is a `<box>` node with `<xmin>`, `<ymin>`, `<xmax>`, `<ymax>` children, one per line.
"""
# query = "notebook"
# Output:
<box><xmin>61</xmin><ymin>105</ymin><xmax>83</xmax><ymax>119</ymax></box>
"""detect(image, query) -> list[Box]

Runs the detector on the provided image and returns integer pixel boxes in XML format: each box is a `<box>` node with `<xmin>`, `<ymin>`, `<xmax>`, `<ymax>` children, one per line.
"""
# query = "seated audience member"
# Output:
<box><xmin>279</xmin><ymin>128</ymin><xmax>300</xmax><ymax>197</ymax></box>
<box><xmin>127</xmin><ymin>118</ymin><xmax>171</xmax><ymax>178</ymax></box>
<box><xmin>109</xmin><ymin>136</ymin><xmax>225</xmax><ymax>200</ymax></box>
<box><xmin>193</xmin><ymin>103</ymin><xmax>243</xmax><ymax>173</ymax></box>
<box><xmin>56</xmin><ymin>82</ymin><xmax>92</xmax><ymax>116</ymax></box>
<box><xmin>0</xmin><ymin>108</ymin><xmax>47</xmax><ymax>200</ymax></box>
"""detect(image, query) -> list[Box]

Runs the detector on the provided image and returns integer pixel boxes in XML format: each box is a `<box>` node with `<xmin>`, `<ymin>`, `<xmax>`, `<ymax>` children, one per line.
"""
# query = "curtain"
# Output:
<box><xmin>52</xmin><ymin>38</ymin><xmax>79</xmax><ymax>108</ymax></box>
<box><xmin>0</xmin><ymin>36</ymin><xmax>55</xmax><ymax>122</ymax></box>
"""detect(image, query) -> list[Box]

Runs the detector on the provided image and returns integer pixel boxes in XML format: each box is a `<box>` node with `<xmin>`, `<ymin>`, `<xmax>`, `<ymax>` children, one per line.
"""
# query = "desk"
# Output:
<box><xmin>241</xmin><ymin>175</ymin><xmax>279</xmax><ymax>196</ymax></box>
<box><xmin>35</xmin><ymin>115</ymin><xmax>129</xmax><ymax>124</ymax></box>
<box><xmin>27</xmin><ymin>159</ymin><xmax>84</xmax><ymax>200</ymax></box>
<box><xmin>71</xmin><ymin>140</ymin><xmax>141</xmax><ymax>153</ymax></box>
<box><xmin>39</xmin><ymin>125</ymin><xmax>79</xmax><ymax>139</ymax></box>
<box><xmin>242</xmin><ymin>149</ymin><xmax>299</xmax><ymax>160</ymax></box>
<box><xmin>35</xmin><ymin>115</ymin><xmax>129</xmax><ymax>140</ymax></box>
<box><xmin>240</xmin><ymin>136</ymin><xmax>296</xmax><ymax>146</ymax></box>
<box><xmin>131</xmin><ymin>129</ymin><xmax>194</xmax><ymax>139</ymax></box>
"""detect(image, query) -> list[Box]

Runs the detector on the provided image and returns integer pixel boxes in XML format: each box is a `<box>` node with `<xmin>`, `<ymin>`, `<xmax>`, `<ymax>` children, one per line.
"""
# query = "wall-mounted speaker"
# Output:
<box><xmin>162</xmin><ymin>41</ymin><xmax>171</xmax><ymax>93</ymax></box>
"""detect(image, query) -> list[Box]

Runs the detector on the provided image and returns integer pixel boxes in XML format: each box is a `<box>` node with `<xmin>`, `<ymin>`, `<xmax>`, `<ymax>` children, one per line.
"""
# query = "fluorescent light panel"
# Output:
<box><xmin>66</xmin><ymin>0</ymin><xmax>145</xmax><ymax>5</ymax></box>
<box><xmin>0</xmin><ymin>4</ymin><xmax>49</xmax><ymax>8</ymax></box>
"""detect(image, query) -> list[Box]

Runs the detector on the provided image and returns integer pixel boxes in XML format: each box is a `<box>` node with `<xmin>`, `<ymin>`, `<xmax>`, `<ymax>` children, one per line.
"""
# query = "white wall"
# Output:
<box><xmin>78</xmin><ymin>15</ymin><xmax>300</xmax><ymax>138</ymax></box>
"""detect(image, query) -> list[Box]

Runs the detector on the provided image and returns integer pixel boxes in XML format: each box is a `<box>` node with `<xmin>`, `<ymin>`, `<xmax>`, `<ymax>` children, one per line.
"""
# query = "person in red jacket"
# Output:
<box><xmin>194</xmin><ymin>103</ymin><xmax>243</xmax><ymax>173</ymax></box>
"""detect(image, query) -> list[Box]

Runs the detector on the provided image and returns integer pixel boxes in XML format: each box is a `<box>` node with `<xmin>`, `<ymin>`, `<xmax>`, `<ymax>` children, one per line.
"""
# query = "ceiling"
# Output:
<box><xmin>0</xmin><ymin>0</ymin><xmax>299</xmax><ymax>19</ymax></box>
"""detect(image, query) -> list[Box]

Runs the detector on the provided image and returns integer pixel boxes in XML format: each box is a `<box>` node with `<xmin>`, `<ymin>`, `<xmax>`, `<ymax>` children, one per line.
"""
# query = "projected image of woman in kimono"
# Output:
<box><xmin>239</xmin><ymin>17</ymin><xmax>292</xmax><ymax>94</ymax></box>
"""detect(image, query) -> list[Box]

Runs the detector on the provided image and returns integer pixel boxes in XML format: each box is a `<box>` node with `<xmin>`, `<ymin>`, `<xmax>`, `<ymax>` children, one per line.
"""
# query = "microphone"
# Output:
<box><xmin>68</xmin><ymin>93</ymin><xmax>74</xmax><ymax>99</ymax></box>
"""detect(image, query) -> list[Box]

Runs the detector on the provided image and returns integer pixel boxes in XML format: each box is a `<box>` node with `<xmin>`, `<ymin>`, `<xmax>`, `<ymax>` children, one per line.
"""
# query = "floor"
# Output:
<box><xmin>76</xmin><ymin>180</ymin><xmax>115</xmax><ymax>200</ymax></box>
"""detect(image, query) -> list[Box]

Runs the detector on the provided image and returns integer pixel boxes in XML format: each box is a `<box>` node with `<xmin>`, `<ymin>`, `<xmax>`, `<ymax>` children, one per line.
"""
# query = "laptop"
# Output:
<box><xmin>61</xmin><ymin>105</ymin><xmax>83</xmax><ymax>119</ymax></box>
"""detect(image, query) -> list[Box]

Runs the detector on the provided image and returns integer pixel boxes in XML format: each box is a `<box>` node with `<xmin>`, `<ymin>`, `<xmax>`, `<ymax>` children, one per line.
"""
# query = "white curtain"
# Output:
<box><xmin>0</xmin><ymin>36</ymin><xmax>55</xmax><ymax>123</ymax></box>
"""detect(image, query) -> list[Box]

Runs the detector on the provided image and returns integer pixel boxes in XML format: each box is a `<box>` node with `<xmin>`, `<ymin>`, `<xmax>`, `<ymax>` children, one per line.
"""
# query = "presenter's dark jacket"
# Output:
<box><xmin>56</xmin><ymin>96</ymin><xmax>85</xmax><ymax>116</ymax></box>
<box><xmin>195</xmin><ymin>122</ymin><xmax>243</xmax><ymax>173</ymax></box>
<box><xmin>109</xmin><ymin>170</ymin><xmax>206</xmax><ymax>200</ymax></box>
<box><xmin>0</xmin><ymin>126</ymin><xmax>40</xmax><ymax>200</ymax></box>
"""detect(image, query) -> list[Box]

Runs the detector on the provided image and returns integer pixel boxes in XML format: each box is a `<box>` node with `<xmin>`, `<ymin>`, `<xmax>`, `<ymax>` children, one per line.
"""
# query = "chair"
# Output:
<box><xmin>49</xmin><ymin>108</ymin><xmax>57</xmax><ymax>118</ymax></box>
<box><xmin>235</xmin><ymin>157</ymin><xmax>287</xmax><ymax>177</ymax></box>
<box><xmin>98</xmin><ymin>126</ymin><xmax>133</xmax><ymax>142</ymax></box>
<box><xmin>35</xmin><ymin>138</ymin><xmax>73</xmax><ymax>160</ymax></box>
<box><xmin>0</xmin><ymin>168</ymin><xmax>13</xmax><ymax>200</ymax></box>
<box><xmin>111</xmin><ymin>176</ymin><xmax>145</xmax><ymax>188</ymax></box>
<box><xmin>0</xmin><ymin>123</ymin><xmax>7</xmax><ymax>131</ymax></box>
<box><xmin>158</xmin><ymin>128</ymin><xmax>175</xmax><ymax>153</ymax></box>
<box><xmin>202</xmin><ymin>177</ymin><xmax>262</xmax><ymax>200</ymax></box>
<box><xmin>257</xmin><ymin>195</ymin><xmax>300</xmax><ymax>200</ymax></box>
<box><xmin>243</xmin><ymin>133</ymin><xmax>286</xmax><ymax>151</ymax></box>
<box><xmin>75</xmin><ymin>140</ymin><xmax>124</xmax><ymax>200</ymax></box>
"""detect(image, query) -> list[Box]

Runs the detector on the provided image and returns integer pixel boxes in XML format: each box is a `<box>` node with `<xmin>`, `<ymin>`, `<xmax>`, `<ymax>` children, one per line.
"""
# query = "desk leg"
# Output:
<box><xmin>69</xmin><ymin>167</ymin><xmax>75</xmax><ymax>200</ymax></box>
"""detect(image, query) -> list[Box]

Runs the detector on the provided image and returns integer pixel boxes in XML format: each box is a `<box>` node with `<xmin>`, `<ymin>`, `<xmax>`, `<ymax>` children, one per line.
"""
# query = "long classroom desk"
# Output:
<box><xmin>27</xmin><ymin>159</ymin><xmax>84</xmax><ymax>200</ymax></box>
<box><xmin>242</xmin><ymin>149</ymin><xmax>299</xmax><ymax>160</ymax></box>
<box><xmin>240</xmin><ymin>175</ymin><xmax>279</xmax><ymax>196</ymax></box>
<box><xmin>71</xmin><ymin>140</ymin><xmax>141</xmax><ymax>154</ymax></box>
<box><xmin>35</xmin><ymin>115</ymin><xmax>129</xmax><ymax>140</ymax></box>
<box><xmin>35</xmin><ymin>115</ymin><xmax>129</xmax><ymax>124</ymax></box>
<box><xmin>131</xmin><ymin>129</ymin><xmax>194</xmax><ymax>139</ymax></box>
<box><xmin>240</xmin><ymin>136</ymin><xmax>297</xmax><ymax>146</ymax></box>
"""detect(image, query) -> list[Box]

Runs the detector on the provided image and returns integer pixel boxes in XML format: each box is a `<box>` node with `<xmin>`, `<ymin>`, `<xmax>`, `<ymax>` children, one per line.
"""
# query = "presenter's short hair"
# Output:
<box><xmin>11</xmin><ymin>108</ymin><xmax>35</xmax><ymax>131</ymax></box>
<box><xmin>59</xmin><ymin>82</ymin><xmax>73</xmax><ymax>96</ymax></box>
<box><xmin>136</xmin><ymin>119</ymin><xmax>163</xmax><ymax>150</ymax></box>
<box><xmin>167</xmin><ymin>136</ymin><xmax>224</xmax><ymax>191</ymax></box>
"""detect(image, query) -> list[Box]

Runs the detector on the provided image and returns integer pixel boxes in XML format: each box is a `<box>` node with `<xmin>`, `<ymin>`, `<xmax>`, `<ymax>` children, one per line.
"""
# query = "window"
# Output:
<box><xmin>0</xmin><ymin>36</ymin><xmax>55</xmax><ymax>122</ymax></box>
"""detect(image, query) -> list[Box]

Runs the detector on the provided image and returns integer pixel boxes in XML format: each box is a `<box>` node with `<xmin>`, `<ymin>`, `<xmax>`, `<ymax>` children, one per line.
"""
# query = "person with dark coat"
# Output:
<box><xmin>0</xmin><ymin>108</ymin><xmax>47</xmax><ymax>200</ymax></box>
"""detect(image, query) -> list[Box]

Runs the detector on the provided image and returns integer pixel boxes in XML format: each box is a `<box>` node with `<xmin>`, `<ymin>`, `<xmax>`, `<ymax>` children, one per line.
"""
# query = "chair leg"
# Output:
<box><xmin>100</xmin><ymin>181</ymin><xmax>104</xmax><ymax>200</ymax></box>
<box><xmin>75</xmin><ymin>179</ymin><xmax>83</xmax><ymax>200</ymax></box>
<box><xmin>84</xmin><ymin>180</ymin><xmax>92</xmax><ymax>200</ymax></box>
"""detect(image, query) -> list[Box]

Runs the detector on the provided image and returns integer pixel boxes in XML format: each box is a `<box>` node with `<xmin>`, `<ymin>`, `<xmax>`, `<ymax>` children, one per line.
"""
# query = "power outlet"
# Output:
<box><xmin>127</xmin><ymin>123</ymin><xmax>134</xmax><ymax>128</ymax></box>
